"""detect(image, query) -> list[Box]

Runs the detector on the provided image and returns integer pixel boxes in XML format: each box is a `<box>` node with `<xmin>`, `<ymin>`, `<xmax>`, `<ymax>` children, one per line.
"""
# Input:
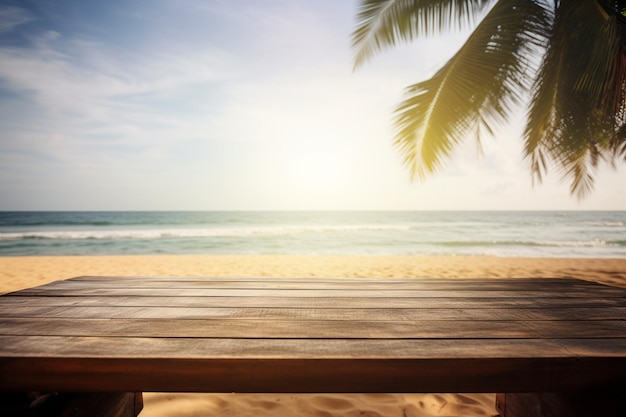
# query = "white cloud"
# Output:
<box><xmin>0</xmin><ymin>5</ymin><xmax>33</xmax><ymax>34</ymax></box>
<box><xmin>0</xmin><ymin>29</ymin><xmax>238</xmax><ymax>152</ymax></box>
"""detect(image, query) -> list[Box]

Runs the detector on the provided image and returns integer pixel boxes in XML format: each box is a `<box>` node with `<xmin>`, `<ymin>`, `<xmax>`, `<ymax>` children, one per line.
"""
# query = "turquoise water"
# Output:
<box><xmin>0</xmin><ymin>211</ymin><xmax>625</xmax><ymax>257</ymax></box>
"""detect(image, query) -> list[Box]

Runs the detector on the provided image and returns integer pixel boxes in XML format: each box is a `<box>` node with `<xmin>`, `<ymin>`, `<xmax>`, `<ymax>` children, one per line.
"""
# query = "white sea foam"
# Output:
<box><xmin>535</xmin><ymin>239</ymin><xmax>609</xmax><ymax>247</ymax></box>
<box><xmin>0</xmin><ymin>224</ymin><xmax>411</xmax><ymax>240</ymax></box>
<box><xmin>581</xmin><ymin>221</ymin><xmax>625</xmax><ymax>227</ymax></box>
<box><xmin>440</xmin><ymin>239</ymin><xmax>615</xmax><ymax>248</ymax></box>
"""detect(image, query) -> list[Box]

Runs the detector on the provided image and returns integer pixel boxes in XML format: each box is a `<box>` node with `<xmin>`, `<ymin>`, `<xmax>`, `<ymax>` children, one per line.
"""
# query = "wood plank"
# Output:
<box><xmin>10</xmin><ymin>287</ymin><xmax>625</xmax><ymax>298</ymax></box>
<box><xmin>1</xmin><ymin>335</ymin><xmax>625</xmax><ymax>360</ymax></box>
<box><xmin>0</xmin><ymin>345</ymin><xmax>624</xmax><ymax>393</ymax></box>
<box><xmin>0</xmin><ymin>318</ymin><xmax>625</xmax><ymax>339</ymax></box>
<box><xmin>20</xmin><ymin>278</ymin><xmax>626</xmax><ymax>294</ymax></box>
<box><xmin>54</xmin><ymin>278</ymin><xmax>608</xmax><ymax>291</ymax></box>
<box><xmin>69</xmin><ymin>276</ymin><xmax>597</xmax><ymax>284</ymax></box>
<box><xmin>1</xmin><ymin>305</ymin><xmax>624</xmax><ymax>320</ymax></box>
<box><xmin>2</xmin><ymin>295</ymin><xmax>625</xmax><ymax>309</ymax></box>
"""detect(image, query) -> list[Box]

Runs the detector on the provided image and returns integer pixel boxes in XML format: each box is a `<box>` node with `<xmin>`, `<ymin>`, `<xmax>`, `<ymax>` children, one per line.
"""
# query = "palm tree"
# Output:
<box><xmin>352</xmin><ymin>0</ymin><xmax>626</xmax><ymax>197</ymax></box>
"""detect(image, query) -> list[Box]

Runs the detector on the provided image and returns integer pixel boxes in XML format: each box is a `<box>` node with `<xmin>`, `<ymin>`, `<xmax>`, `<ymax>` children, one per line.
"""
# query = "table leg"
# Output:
<box><xmin>496</xmin><ymin>391</ymin><xmax>625</xmax><ymax>417</ymax></box>
<box><xmin>0</xmin><ymin>392</ymin><xmax>143</xmax><ymax>417</ymax></box>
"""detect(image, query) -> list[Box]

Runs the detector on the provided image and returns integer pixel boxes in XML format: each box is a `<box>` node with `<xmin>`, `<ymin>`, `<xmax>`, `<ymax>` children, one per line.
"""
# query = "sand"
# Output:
<box><xmin>2</xmin><ymin>254</ymin><xmax>625</xmax><ymax>417</ymax></box>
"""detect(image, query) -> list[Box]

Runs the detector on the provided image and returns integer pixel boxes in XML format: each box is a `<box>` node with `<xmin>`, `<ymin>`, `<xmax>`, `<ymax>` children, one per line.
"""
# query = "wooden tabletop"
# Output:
<box><xmin>0</xmin><ymin>276</ymin><xmax>625</xmax><ymax>393</ymax></box>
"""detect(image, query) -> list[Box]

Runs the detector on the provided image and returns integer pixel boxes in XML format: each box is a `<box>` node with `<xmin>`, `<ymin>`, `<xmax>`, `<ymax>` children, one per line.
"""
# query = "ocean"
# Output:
<box><xmin>0</xmin><ymin>211</ymin><xmax>625</xmax><ymax>258</ymax></box>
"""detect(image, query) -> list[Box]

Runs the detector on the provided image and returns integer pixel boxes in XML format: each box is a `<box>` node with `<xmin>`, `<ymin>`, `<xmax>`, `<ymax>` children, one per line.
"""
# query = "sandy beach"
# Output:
<box><xmin>2</xmin><ymin>254</ymin><xmax>625</xmax><ymax>417</ymax></box>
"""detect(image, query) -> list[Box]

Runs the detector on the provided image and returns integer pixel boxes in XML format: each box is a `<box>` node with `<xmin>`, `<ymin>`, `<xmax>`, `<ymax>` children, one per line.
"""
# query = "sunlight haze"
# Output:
<box><xmin>1</xmin><ymin>0</ymin><xmax>625</xmax><ymax>210</ymax></box>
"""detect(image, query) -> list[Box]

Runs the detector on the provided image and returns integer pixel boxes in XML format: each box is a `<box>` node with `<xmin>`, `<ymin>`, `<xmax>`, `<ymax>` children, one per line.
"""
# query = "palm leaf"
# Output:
<box><xmin>352</xmin><ymin>0</ymin><xmax>493</xmax><ymax>69</ymax></box>
<box><xmin>393</xmin><ymin>0</ymin><xmax>550</xmax><ymax>179</ymax></box>
<box><xmin>525</xmin><ymin>0</ymin><xmax>626</xmax><ymax>197</ymax></box>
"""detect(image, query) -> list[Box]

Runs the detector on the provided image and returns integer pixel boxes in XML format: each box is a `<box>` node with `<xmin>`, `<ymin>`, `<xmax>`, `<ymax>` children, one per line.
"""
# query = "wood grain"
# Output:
<box><xmin>0</xmin><ymin>277</ymin><xmax>625</xmax><ymax>393</ymax></box>
<box><xmin>3</xmin><ymin>295</ymin><xmax>625</xmax><ymax>309</ymax></box>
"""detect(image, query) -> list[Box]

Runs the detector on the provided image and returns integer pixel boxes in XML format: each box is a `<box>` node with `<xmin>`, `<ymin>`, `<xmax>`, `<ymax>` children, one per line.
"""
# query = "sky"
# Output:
<box><xmin>0</xmin><ymin>0</ymin><xmax>625</xmax><ymax>211</ymax></box>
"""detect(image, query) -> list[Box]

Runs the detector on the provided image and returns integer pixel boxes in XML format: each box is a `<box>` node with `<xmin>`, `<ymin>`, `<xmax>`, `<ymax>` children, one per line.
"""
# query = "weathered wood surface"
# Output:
<box><xmin>0</xmin><ymin>277</ymin><xmax>625</xmax><ymax>393</ymax></box>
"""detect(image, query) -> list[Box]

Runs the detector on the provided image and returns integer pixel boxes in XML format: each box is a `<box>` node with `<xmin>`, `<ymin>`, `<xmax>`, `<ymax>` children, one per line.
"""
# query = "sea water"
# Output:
<box><xmin>0</xmin><ymin>211</ymin><xmax>625</xmax><ymax>257</ymax></box>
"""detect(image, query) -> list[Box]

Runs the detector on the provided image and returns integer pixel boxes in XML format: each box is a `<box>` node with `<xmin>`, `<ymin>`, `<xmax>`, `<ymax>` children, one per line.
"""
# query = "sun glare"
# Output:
<box><xmin>292</xmin><ymin>150</ymin><xmax>344</xmax><ymax>187</ymax></box>
<box><xmin>286</xmin><ymin>143</ymin><xmax>347</xmax><ymax>189</ymax></box>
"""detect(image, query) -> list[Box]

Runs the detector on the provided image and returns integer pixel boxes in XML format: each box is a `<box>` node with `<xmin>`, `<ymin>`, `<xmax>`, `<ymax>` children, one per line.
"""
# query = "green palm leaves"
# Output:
<box><xmin>353</xmin><ymin>0</ymin><xmax>626</xmax><ymax>197</ymax></box>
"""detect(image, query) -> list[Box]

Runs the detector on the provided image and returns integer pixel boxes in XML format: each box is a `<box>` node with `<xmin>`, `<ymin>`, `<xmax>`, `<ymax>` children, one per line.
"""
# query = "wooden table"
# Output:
<box><xmin>0</xmin><ymin>276</ymin><xmax>625</xmax><ymax>417</ymax></box>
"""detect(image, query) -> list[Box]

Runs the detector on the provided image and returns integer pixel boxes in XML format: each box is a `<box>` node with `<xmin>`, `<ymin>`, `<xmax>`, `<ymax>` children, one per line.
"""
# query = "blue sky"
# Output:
<box><xmin>0</xmin><ymin>0</ymin><xmax>625</xmax><ymax>210</ymax></box>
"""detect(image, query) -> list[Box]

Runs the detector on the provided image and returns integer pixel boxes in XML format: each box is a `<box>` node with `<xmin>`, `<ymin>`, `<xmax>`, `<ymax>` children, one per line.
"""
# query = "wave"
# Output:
<box><xmin>0</xmin><ymin>224</ymin><xmax>411</xmax><ymax>240</ymax></box>
<box><xmin>2</xmin><ymin>230</ymin><xmax>625</xmax><ymax>250</ymax></box>
<box><xmin>0</xmin><ymin>220</ymin><xmax>116</xmax><ymax>227</ymax></box>
<box><xmin>440</xmin><ymin>239</ymin><xmax>625</xmax><ymax>248</ymax></box>
<box><xmin>580</xmin><ymin>221</ymin><xmax>625</xmax><ymax>227</ymax></box>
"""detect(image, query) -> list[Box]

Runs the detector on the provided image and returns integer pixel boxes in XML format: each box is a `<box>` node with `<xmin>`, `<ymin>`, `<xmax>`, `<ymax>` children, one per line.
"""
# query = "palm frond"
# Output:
<box><xmin>353</xmin><ymin>0</ymin><xmax>626</xmax><ymax>197</ymax></box>
<box><xmin>525</xmin><ymin>0</ymin><xmax>626</xmax><ymax>197</ymax></box>
<box><xmin>523</xmin><ymin>3</ymin><xmax>558</xmax><ymax>185</ymax></box>
<box><xmin>352</xmin><ymin>0</ymin><xmax>493</xmax><ymax>69</ymax></box>
<box><xmin>393</xmin><ymin>0</ymin><xmax>550</xmax><ymax>179</ymax></box>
